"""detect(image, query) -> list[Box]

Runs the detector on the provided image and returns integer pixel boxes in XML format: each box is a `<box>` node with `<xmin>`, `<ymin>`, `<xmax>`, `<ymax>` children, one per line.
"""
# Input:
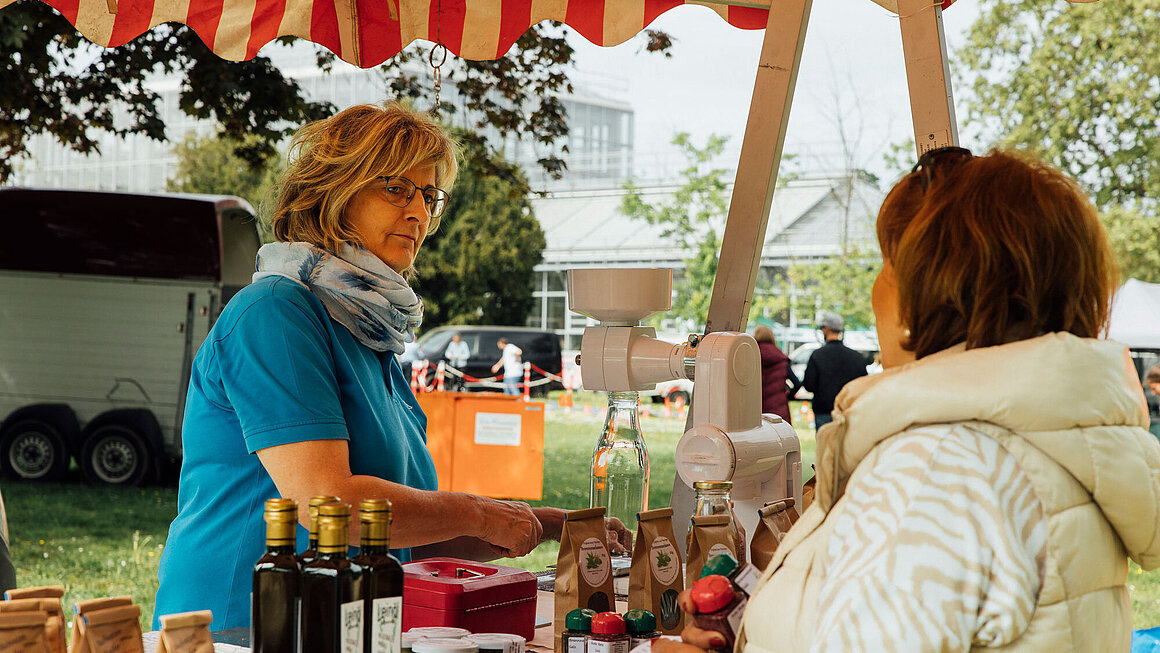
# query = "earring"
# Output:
<box><xmin>902</xmin><ymin>327</ymin><xmax>912</xmax><ymax>338</ymax></box>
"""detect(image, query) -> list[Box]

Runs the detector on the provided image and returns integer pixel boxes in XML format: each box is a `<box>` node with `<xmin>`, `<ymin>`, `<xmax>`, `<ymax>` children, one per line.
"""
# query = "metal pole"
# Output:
<box><xmin>898</xmin><ymin>0</ymin><xmax>959</xmax><ymax>154</ymax></box>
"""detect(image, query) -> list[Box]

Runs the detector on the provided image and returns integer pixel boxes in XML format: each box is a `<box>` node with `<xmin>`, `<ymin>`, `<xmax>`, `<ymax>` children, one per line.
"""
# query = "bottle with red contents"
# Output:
<box><xmin>588</xmin><ymin>612</ymin><xmax>630</xmax><ymax>653</ymax></box>
<box><xmin>689</xmin><ymin>575</ymin><xmax>747</xmax><ymax>653</ymax></box>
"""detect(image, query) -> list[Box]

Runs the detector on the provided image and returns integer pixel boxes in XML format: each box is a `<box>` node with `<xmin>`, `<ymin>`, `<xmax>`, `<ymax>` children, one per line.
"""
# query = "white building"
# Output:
<box><xmin>525</xmin><ymin>174</ymin><xmax>884</xmax><ymax>349</ymax></box>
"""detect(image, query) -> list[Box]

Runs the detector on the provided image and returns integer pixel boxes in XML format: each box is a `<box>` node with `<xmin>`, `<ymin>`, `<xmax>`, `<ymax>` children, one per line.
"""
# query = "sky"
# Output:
<box><xmin>566</xmin><ymin>1</ymin><xmax>983</xmax><ymax>180</ymax></box>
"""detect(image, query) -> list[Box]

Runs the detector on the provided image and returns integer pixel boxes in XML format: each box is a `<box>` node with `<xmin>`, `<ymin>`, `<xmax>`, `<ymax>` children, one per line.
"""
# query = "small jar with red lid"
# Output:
<box><xmin>689</xmin><ymin>575</ymin><xmax>747</xmax><ymax>653</ymax></box>
<box><xmin>588</xmin><ymin>612</ymin><xmax>630</xmax><ymax>653</ymax></box>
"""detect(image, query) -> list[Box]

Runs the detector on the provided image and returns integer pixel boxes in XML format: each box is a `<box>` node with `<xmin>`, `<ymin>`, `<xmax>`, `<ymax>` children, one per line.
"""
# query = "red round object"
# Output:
<box><xmin>590</xmin><ymin>612</ymin><xmax>626</xmax><ymax>634</ymax></box>
<box><xmin>691</xmin><ymin>575</ymin><xmax>735</xmax><ymax>614</ymax></box>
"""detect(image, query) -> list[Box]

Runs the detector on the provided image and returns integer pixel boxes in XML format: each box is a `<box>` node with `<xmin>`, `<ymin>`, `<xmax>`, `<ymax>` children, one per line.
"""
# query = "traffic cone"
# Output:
<box><xmin>436</xmin><ymin>361</ymin><xmax>446</xmax><ymax>392</ymax></box>
<box><xmin>674</xmin><ymin>395</ymin><xmax>685</xmax><ymax>419</ymax></box>
<box><xmin>663</xmin><ymin>395</ymin><xmax>672</xmax><ymax>418</ymax></box>
<box><xmin>523</xmin><ymin>363</ymin><xmax>531</xmax><ymax>401</ymax></box>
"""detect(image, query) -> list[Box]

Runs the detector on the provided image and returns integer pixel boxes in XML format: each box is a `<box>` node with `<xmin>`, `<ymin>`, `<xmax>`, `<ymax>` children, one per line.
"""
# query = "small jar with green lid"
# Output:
<box><xmin>624</xmin><ymin>609</ymin><xmax>660</xmax><ymax>649</ymax></box>
<box><xmin>562</xmin><ymin>608</ymin><xmax>597</xmax><ymax>653</ymax></box>
<box><xmin>700</xmin><ymin>551</ymin><xmax>761</xmax><ymax>596</ymax></box>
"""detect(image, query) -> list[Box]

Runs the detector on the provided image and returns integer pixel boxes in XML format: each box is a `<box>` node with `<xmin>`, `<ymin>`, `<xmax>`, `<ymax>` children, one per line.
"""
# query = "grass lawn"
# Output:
<box><xmin>2</xmin><ymin>393</ymin><xmax>1158</xmax><ymax>632</ymax></box>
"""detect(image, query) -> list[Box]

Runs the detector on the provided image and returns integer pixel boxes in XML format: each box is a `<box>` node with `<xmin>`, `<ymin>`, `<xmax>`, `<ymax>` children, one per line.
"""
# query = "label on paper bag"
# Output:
<box><xmin>707</xmin><ymin>543</ymin><xmax>732</xmax><ymax>560</ymax></box>
<box><xmin>371</xmin><ymin>596</ymin><xmax>402</xmax><ymax>653</ymax></box>
<box><xmin>474</xmin><ymin>413</ymin><xmax>522</xmax><ymax>446</ymax></box>
<box><xmin>580</xmin><ymin>537</ymin><xmax>611</xmax><ymax>587</ymax></box>
<box><xmin>341</xmin><ymin>600</ymin><xmax>364</xmax><ymax>653</ymax></box>
<box><xmin>650</xmin><ymin>536</ymin><xmax>680</xmax><ymax>586</ymax></box>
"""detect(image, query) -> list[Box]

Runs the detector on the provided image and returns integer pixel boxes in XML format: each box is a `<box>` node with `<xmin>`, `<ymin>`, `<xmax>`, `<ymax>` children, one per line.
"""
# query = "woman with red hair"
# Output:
<box><xmin>664</xmin><ymin>149</ymin><xmax>1160</xmax><ymax>652</ymax></box>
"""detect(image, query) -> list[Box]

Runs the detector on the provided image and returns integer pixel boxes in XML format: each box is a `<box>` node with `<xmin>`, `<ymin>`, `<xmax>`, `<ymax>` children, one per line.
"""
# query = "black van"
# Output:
<box><xmin>401</xmin><ymin>326</ymin><xmax>563</xmax><ymax>395</ymax></box>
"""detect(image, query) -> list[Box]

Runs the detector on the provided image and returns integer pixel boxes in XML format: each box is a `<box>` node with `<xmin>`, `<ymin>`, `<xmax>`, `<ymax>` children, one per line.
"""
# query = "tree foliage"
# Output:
<box><xmin>166</xmin><ymin>133</ymin><xmax>283</xmax><ymax>232</ymax></box>
<box><xmin>1</xmin><ymin>1</ymin><xmax>672</xmax><ymax>187</ymax></box>
<box><xmin>958</xmin><ymin>0</ymin><xmax>1160</xmax><ymax>285</ymax></box>
<box><xmin>0</xmin><ymin>0</ymin><xmax>332</xmax><ymax>183</ymax></box>
<box><xmin>412</xmin><ymin>132</ymin><xmax>546</xmax><ymax>328</ymax></box>
<box><xmin>620</xmin><ymin>133</ymin><xmax>731</xmax><ymax>326</ymax></box>
<box><xmin>1102</xmin><ymin>206</ymin><xmax>1160</xmax><ymax>285</ymax></box>
<box><xmin>960</xmin><ymin>0</ymin><xmax>1160</xmax><ymax>208</ymax></box>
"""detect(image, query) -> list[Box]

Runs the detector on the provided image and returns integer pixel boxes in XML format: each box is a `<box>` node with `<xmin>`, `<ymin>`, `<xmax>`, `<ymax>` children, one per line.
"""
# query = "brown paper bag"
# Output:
<box><xmin>802</xmin><ymin>474</ymin><xmax>816</xmax><ymax>513</ymax></box>
<box><xmin>554</xmin><ymin>507</ymin><xmax>615</xmax><ymax>652</ymax></box>
<box><xmin>0</xmin><ymin>598</ymin><xmax>64</xmax><ymax>653</ymax></box>
<box><xmin>157</xmin><ymin>610</ymin><xmax>214</xmax><ymax>653</ymax></box>
<box><xmin>628</xmin><ymin>507</ymin><xmax>684</xmax><ymax>635</ymax></box>
<box><xmin>0</xmin><ymin>611</ymin><xmax>51</xmax><ymax>652</ymax></box>
<box><xmin>70</xmin><ymin>597</ymin><xmax>144</xmax><ymax>653</ymax></box>
<box><xmin>685</xmin><ymin>514</ymin><xmax>739</xmax><ymax>589</ymax></box>
<box><xmin>749</xmin><ymin>498</ymin><xmax>799</xmax><ymax>571</ymax></box>
<box><xmin>5</xmin><ymin>587</ymin><xmax>65</xmax><ymax>653</ymax></box>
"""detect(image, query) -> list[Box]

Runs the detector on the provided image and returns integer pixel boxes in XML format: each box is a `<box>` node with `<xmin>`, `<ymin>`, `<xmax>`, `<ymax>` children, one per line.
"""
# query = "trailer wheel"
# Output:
<box><xmin>81</xmin><ymin>424</ymin><xmax>150</xmax><ymax>487</ymax></box>
<box><xmin>0</xmin><ymin>419</ymin><xmax>69</xmax><ymax>481</ymax></box>
<box><xmin>668</xmin><ymin>389</ymin><xmax>690</xmax><ymax>406</ymax></box>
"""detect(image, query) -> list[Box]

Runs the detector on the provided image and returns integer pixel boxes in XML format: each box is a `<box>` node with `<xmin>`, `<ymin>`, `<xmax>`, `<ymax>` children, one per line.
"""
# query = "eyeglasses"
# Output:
<box><xmin>378</xmin><ymin>175</ymin><xmax>450</xmax><ymax>219</ymax></box>
<box><xmin>911</xmin><ymin>146</ymin><xmax>973</xmax><ymax>192</ymax></box>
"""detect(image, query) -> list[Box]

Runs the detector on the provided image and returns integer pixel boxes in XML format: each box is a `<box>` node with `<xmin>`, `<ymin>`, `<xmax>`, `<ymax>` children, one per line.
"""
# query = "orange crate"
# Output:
<box><xmin>416</xmin><ymin>392</ymin><xmax>545</xmax><ymax>500</ymax></box>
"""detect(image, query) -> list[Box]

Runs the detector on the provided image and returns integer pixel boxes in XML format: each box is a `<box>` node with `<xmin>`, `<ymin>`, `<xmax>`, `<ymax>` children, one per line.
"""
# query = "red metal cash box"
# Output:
<box><xmin>402</xmin><ymin>558</ymin><xmax>537</xmax><ymax>639</ymax></box>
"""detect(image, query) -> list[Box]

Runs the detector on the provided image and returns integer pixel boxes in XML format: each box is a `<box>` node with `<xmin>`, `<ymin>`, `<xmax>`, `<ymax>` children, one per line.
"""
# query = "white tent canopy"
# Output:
<box><xmin>1109</xmin><ymin>279</ymin><xmax>1160</xmax><ymax>349</ymax></box>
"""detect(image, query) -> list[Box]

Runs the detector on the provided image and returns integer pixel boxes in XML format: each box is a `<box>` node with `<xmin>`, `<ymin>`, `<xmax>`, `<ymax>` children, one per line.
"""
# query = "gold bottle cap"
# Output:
<box><xmin>359</xmin><ymin>499</ymin><xmax>393</xmax><ymax>547</ymax></box>
<box><xmin>263</xmin><ymin>498</ymin><xmax>298</xmax><ymax>546</ymax></box>
<box><xmin>307</xmin><ymin>495</ymin><xmax>340</xmax><ymax>535</ymax></box>
<box><xmin>693</xmin><ymin>480</ymin><xmax>733</xmax><ymax>490</ymax></box>
<box><xmin>359</xmin><ymin>499</ymin><xmax>393</xmax><ymax>522</ymax></box>
<box><xmin>317</xmin><ymin>502</ymin><xmax>352</xmax><ymax>552</ymax></box>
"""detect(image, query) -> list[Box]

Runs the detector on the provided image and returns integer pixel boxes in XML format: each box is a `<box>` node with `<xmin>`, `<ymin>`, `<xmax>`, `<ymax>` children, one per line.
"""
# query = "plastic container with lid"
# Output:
<box><xmin>464</xmin><ymin>633</ymin><xmax>526</xmax><ymax>653</ymax></box>
<box><xmin>402</xmin><ymin>631</ymin><xmax>428</xmax><ymax>653</ymax></box>
<box><xmin>406</xmin><ymin>627</ymin><xmax>472</xmax><ymax>639</ymax></box>
<box><xmin>561</xmin><ymin>608</ymin><xmax>596</xmax><ymax>653</ymax></box>
<box><xmin>623</xmin><ymin>609</ymin><xmax>660</xmax><ymax>649</ymax></box>
<box><xmin>588</xmin><ymin>612</ymin><xmax>630</xmax><ymax>653</ymax></box>
<box><xmin>403</xmin><ymin>558</ymin><xmax>537</xmax><ymax>639</ymax></box>
<box><xmin>700</xmin><ymin>552</ymin><xmax>762</xmax><ymax>596</ymax></box>
<box><xmin>411</xmin><ymin>637</ymin><xmax>480</xmax><ymax>653</ymax></box>
<box><xmin>689</xmin><ymin>575</ymin><xmax>746</xmax><ymax>653</ymax></box>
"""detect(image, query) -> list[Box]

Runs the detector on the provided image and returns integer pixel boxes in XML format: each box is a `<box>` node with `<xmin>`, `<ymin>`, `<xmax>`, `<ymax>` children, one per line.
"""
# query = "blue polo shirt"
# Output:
<box><xmin>154</xmin><ymin>276</ymin><xmax>437</xmax><ymax>631</ymax></box>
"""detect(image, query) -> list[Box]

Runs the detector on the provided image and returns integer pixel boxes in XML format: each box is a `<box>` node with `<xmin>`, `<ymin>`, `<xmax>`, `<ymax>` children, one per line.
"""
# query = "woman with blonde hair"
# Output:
<box><xmin>752</xmin><ymin>325</ymin><xmax>799</xmax><ymax>423</ymax></box>
<box><xmin>154</xmin><ymin>103</ymin><xmax>628</xmax><ymax>630</ymax></box>
<box><xmin>663</xmin><ymin>148</ymin><xmax>1160</xmax><ymax>651</ymax></box>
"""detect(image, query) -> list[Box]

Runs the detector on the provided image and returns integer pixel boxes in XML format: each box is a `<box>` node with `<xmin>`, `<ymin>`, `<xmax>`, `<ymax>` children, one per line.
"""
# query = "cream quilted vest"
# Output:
<box><xmin>738</xmin><ymin>333</ymin><xmax>1160</xmax><ymax>653</ymax></box>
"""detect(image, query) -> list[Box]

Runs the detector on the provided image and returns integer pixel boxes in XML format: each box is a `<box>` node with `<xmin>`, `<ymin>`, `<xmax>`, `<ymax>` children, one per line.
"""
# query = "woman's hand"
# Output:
<box><xmin>676</xmin><ymin>589</ymin><xmax>728</xmax><ymax>651</ymax></box>
<box><xmin>532</xmin><ymin>507</ymin><xmax>565</xmax><ymax>543</ymax></box>
<box><xmin>606</xmin><ymin>516</ymin><xmax>632</xmax><ymax>554</ymax></box>
<box><xmin>474</xmin><ymin>498</ymin><xmax>543</xmax><ymax>557</ymax></box>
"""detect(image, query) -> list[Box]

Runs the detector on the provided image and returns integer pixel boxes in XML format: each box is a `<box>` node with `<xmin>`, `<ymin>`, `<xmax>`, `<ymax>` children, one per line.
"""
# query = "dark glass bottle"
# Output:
<box><xmin>300</xmin><ymin>495</ymin><xmax>341</xmax><ymax>566</ymax></box>
<box><xmin>252</xmin><ymin>497</ymin><xmax>301</xmax><ymax>653</ymax></box>
<box><xmin>301</xmin><ymin>502</ymin><xmax>365</xmax><ymax>653</ymax></box>
<box><xmin>351</xmin><ymin>498</ymin><xmax>404</xmax><ymax>653</ymax></box>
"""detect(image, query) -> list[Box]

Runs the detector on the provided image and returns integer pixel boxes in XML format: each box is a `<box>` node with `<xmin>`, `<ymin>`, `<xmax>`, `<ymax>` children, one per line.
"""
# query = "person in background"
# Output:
<box><xmin>1147</xmin><ymin>364</ymin><xmax>1160</xmax><ymax>438</ymax></box>
<box><xmin>444</xmin><ymin>332</ymin><xmax>470</xmax><ymax>391</ymax></box>
<box><xmin>491</xmin><ymin>337</ymin><xmax>523</xmax><ymax>396</ymax></box>
<box><xmin>753</xmin><ymin>326</ymin><xmax>799</xmax><ymax>423</ymax></box>
<box><xmin>153</xmin><ymin>103</ymin><xmax>629</xmax><ymax>632</ymax></box>
<box><xmin>802</xmin><ymin>312</ymin><xmax>867</xmax><ymax>429</ymax></box>
<box><xmin>661</xmin><ymin>148</ymin><xmax>1160</xmax><ymax>652</ymax></box>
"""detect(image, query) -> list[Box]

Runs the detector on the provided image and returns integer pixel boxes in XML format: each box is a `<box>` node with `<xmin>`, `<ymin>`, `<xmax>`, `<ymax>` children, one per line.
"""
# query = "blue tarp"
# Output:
<box><xmin>1132</xmin><ymin>627</ymin><xmax>1160</xmax><ymax>652</ymax></box>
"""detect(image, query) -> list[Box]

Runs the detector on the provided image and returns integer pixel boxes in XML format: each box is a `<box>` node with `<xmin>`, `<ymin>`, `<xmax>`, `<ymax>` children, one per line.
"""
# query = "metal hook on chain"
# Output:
<box><xmin>429</xmin><ymin>42</ymin><xmax>448</xmax><ymax>111</ymax></box>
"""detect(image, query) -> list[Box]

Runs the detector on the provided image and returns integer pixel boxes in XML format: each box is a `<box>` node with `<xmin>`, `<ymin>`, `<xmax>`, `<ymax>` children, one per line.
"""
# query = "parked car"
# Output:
<box><xmin>401</xmin><ymin>326</ymin><xmax>564</xmax><ymax>395</ymax></box>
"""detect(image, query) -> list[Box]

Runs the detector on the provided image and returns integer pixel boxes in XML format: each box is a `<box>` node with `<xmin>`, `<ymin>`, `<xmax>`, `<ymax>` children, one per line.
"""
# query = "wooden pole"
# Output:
<box><xmin>702</xmin><ymin>0</ymin><xmax>814</xmax><ymax>336</ymax></box>
<box><xmin>898</xmin><ymin>0</ymin><xmax>959</xmax><ymax>154</ymax></box>
<box><xmin>674</xmin><ymin>0</ymin><xmax>813</xmax><ymax>554</ymax></box>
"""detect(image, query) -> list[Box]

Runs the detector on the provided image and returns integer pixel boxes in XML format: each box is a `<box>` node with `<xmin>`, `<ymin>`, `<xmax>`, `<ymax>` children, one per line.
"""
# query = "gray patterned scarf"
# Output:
<box><xmin>253</xmin><ymin>242</ymin><xmax>423</xmax><ymax>354</ymax></box>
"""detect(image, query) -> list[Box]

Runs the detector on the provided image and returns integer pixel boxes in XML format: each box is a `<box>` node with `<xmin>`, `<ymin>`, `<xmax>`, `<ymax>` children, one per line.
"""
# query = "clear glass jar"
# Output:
<box><xmin>590</xmin><ymin>392</ymin><xmax>650</xmax><ymax>545</ymax></box>
<box><xmin>691</xmin><ymin>480</ymin><xmax>746</xmax><ymax>565</ymax></box>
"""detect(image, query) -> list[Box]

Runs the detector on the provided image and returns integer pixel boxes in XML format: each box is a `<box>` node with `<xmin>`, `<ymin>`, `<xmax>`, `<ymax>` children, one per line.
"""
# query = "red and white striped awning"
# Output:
<box><xmin>1</xmin><ymin>0</ymin><xmax>773</xmax><ymax>68</ymax></box>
